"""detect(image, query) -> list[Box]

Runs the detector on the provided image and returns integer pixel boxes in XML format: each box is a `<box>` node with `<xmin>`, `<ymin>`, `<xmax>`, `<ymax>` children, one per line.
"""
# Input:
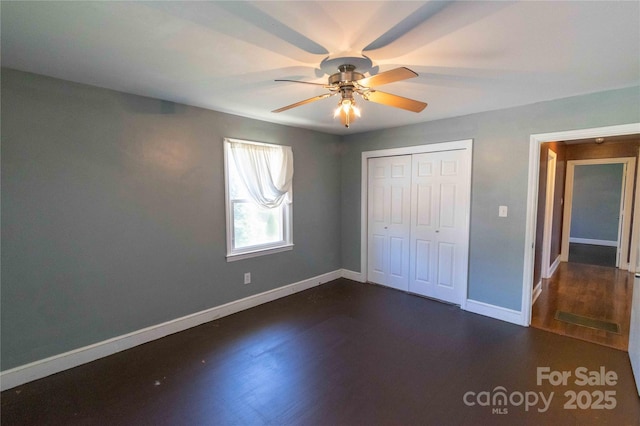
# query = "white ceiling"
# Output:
<box><xmin>2</xmin><ymin>1</ymin><xmax>639</xmax><ymax>135</ymax></box>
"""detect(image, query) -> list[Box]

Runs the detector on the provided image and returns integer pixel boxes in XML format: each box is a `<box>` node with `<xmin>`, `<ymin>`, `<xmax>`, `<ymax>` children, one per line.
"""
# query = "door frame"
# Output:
<box><xmin>541</xmin><ymin>149</ymin><xmax>558</xmax><ymax>279</ymax></box>
<box><xmin>360</xmin><ymin>139</ymin><xmax>473</xmax><ymax>309</ymax></box>
<box><xmin>522</xmin><ymin>123</ymin><xmax>640</xmax><ymax>326</ymax></box>
<box><xmin>560</xmin><ymin>157</ymin><xmax>636</xmax><ymax>269</ymax></box>
<box><xmin>631</xmin><ymin>146</ymin><xmax>640</xmax><ymax>271</ymax></box>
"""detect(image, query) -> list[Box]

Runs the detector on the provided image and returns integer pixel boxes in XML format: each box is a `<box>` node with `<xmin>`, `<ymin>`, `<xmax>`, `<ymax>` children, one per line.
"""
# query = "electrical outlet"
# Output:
<box><xmin>244</xmin><ymin>272</ymin><xmax>251</xmax><ymax>284</ymax></box>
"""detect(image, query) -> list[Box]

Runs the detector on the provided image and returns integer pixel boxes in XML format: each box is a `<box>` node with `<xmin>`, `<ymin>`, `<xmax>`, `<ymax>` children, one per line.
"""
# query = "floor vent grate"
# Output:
<box><xmin>554</xmin><ymin>311</ymin><xmax>620</xmax><ymax>334</ymax></box>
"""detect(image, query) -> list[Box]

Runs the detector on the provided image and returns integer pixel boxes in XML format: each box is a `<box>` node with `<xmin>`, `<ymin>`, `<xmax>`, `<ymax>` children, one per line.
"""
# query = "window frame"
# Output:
<box><xmin>224</xmin><ymin>138</ymin><xmax>293</xmax><ymax>262</ymax></box>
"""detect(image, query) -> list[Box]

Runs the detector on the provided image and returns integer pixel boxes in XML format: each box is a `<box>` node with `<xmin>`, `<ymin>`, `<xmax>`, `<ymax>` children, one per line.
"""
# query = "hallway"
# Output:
<box><xmin>531</xmin><ymin>262</ymin><xmax>634</xmax><ymax>351</ymax></box>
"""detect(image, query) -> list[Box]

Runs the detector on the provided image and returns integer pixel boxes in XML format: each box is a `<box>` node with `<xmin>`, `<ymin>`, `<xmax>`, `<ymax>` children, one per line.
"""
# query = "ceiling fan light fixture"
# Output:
<box><xmin>334</xmin><ymin>98</ymin><xmax>360</xmax><ymax>128</ymax></box>
<box><xmin>336</xmin><ymin>99</ymin><xmax>360</xmax><ymax>115</ymax></box>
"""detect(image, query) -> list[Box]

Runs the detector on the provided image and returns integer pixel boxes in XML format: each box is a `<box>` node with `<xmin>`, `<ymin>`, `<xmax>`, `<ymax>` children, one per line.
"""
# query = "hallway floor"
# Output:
<box><xmin>531</xmin><ymin>262</ymin><xmax>634</xmax><ymax>351</ymax></box>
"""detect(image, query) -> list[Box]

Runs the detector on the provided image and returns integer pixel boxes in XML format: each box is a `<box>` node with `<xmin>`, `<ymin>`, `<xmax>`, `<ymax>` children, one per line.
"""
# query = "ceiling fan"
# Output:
<box><xmin>272</xmin><ymin>62</ymin><xmax>427</xmax><ymax>128</ymax></box>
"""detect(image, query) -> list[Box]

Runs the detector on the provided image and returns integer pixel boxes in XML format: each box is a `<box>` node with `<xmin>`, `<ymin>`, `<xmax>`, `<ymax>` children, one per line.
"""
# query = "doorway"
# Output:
<box><xmin>523</xmin><ymin>124</ymin><xmax>640</xmax><ymax>326</ymax></box>
<box><xmin>361</xmin><ymin>140</ymin><xmax>472</xmax><ymax>307</ymax></box>
<box><xmin>560</xmin><ymin>158</ymin><xmax>635</xmax><ymax>269</ymax></box>
<box><xmin>525</xmin><ymin>126</ymin><xmax>640</xmax><ymax>349</ymax></box>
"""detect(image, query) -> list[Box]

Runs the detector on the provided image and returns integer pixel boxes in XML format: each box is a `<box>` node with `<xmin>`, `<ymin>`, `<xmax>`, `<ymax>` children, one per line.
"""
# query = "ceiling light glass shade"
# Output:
<box><xmin>334</xmin><ymin>98</ymin><xmax>361</xmax><ymax>128</ymax></box>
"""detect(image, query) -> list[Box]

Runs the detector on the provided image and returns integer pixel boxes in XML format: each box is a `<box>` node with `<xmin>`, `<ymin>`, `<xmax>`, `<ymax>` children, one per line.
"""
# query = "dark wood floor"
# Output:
<box><xmin>568</xmin><ymin>243</ymin><xmax>617</xmax><ymax>267</ymax></box>
<box><xmin>2</xmin><ymin>279</ymin><xmax>639</xmax><ymax>425</ymax></box>
<box><xmin>531</xmin><ymin>262</ymin><xmax>634</xmax><ymax>351</ymax></box>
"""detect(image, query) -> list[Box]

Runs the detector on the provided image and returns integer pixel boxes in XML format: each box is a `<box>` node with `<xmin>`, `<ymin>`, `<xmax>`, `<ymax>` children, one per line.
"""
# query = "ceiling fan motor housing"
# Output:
<box><xmin>328</xmin><ymin>64</ymin><xmax>364</xmax><ymax>86</ymax></box>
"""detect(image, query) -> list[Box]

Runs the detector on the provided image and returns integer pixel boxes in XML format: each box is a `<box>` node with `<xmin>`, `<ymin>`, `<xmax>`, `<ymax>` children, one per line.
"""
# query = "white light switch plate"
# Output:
<box><xmin>499</xmin><ymin>205</ymin><xmax>508</xmax><ymax>217</ymax></box>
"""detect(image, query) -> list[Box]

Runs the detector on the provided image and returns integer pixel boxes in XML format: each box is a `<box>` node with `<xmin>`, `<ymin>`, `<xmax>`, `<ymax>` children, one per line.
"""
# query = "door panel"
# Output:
<box><xmin>416</xmin><ymin>184</ymin><xmax>433</xmax><ymax>226</ymax></box>
<box><xmin>390</xmin><ymin>237</ymin><xmax>405</xmax><ymax>277</ymax></box>
<box><xmin>415</xmin><ymin>240</ymin><xmax>431</xmax><ymax>282</ymax></box>
<box><xmin>439</xmin><ymin>183</ymin><xmax>456</xmax><ymax>228</ymax></box>
<box><xmin>372</xmin><ymin>187</ymin><xmax>384</xmax><ymax>222</ymax></box>
<box><xmin>367</xmin><ymin>155</ymin><xmax>411</xmax><ymax>291</ymax></box>
<box><xmin>437</xmin><ymin>242</ymin><xmax>455</xmax><ymax>288</ymax></box>
<box><xmin>418</xmin><ymin>161</ymin><xmax>433</xmax><ymax>177</ymax></box>
<box><xmin>391</xmin><ymin>186</ymin><xmax>405</xmax><ymax>224</ymax></box>
<box><xmin>409</xmin><ymin>150</ymin><xmax>470</xmax><ymax>304</ymax></box>
<box><xmin>442</xmin><ymin>159</ymin><xmax>458</xmax><ymax>175</ymax></box>
<box><xmin>371</xmin><ymin>235</ymin><xmax>385</xmax><ymax>274</ymax></box>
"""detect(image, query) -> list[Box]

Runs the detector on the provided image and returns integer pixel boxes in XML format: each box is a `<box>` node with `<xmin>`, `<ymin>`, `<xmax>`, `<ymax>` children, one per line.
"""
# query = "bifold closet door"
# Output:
<box><xmin>409</xmin><ymin>150</ymin><xmax>470</xmax><ymax>305</ymax></box>
<box><xmin>367</xmin><ymin>155</ymin><xmax>412</xmax><ymax>291</ymax></box>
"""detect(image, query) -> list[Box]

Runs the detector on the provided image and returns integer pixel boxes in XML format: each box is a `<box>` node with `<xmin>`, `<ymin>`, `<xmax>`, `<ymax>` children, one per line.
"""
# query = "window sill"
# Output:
<box><xmin>226</xmin><ymin>244</ymin><xmax>294</xmax><ymax>262</ymax></box>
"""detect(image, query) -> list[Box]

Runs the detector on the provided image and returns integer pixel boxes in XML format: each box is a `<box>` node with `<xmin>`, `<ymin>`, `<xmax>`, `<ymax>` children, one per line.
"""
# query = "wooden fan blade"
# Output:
<box><xmin>357</xmin><ymin>67</ymin><xmax>418</xmax><ymax>87</ymax></box>
<box><xmin>272</xmin><ymin>93</ymin><xmax>334</xmax><ymax>113</ymax></box>
<box><xmin>275</xmin><ymin>79</ymin><xmax>329</xmax><ymax>87</ymax></box>
<box><xmin>365</xmin><ymin>90</ymin><xmax>427</xmax><ymax>112</ymax></box>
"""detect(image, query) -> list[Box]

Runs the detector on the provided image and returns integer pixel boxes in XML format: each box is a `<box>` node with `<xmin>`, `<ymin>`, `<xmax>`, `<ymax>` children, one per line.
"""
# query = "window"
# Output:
<box><xmin>224</xmin><ymin>138</ymin><xmax>293</xmax><ymax>261</ymax></box>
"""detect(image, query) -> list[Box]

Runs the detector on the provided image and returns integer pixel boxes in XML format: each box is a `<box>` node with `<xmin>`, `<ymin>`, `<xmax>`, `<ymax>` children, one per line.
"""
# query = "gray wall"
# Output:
<box><xmin>341</xmin><ymin>87</ymin><xmax>640</xmax><ymax>311</ymax></box>
<box><xmin>570</xmin><ymin>163</ymin><xmax>624</xmax><ymax>241</ymax></box>
<box><xmin>3</xmin><ymin>67</ymin><xmax>640</xmax><ymax>371</ymax></box>
<box><xmin>1</xmin><ymin>69</ymin><xmax>342</xmax><ymax>370</ymax></box>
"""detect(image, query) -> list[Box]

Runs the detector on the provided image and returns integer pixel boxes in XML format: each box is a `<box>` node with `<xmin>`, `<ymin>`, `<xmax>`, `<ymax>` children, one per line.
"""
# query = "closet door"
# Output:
<box><xmin>409</xmin><ymin>150</ymin><xmax>470</xmax><ymax>304</ymax></box>
<box><xmin>367</xmin><ymin>155</ymin><xmax>412</xmax><ymax>291</ymax></box>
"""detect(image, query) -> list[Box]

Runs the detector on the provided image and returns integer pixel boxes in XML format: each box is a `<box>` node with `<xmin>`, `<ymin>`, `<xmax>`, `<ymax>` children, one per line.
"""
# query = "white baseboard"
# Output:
<box><xmin>569</xmin><ymin>237</ymin><xmax>617</xmax><ymax>247</ymax></box>
<box><xmin>532</xmin><ymin>281</ymin><xmax>542</xmax><ymax>306</ymax></box>
<box><xmin>341</xmin><ymin>269</ymin><xmax>365</xmax><ymax>283</ymax></box>
<box><xmin>0</xmin><ymin>270</ymin><xmax>342</xmax><ymax>391</ymax></box>
<box><xmin>464</xmin><ymin>299</ymin><xmax>524</xmax><ymax>326</ymax></box>
<box><xmin>631</xmin><ymin>353</ymin><xmax>640</xmax><ymax>397</ymax></box>
<box><xmin>542</xmin><ymin>255</ymin><xmax>561</xmax><ymax>279</ymax></box>
<box><xmin>549</xmin><ymin>255</ymin><xmax>561</xmax><ymax>277</ymax></box>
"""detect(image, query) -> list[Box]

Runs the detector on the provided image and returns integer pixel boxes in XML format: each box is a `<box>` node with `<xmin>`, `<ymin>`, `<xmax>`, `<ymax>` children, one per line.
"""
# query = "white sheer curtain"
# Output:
<box><xmin>228</xmin><ymin>140</ymin><xmax>293</xmax><ymax>209</ymax></box>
